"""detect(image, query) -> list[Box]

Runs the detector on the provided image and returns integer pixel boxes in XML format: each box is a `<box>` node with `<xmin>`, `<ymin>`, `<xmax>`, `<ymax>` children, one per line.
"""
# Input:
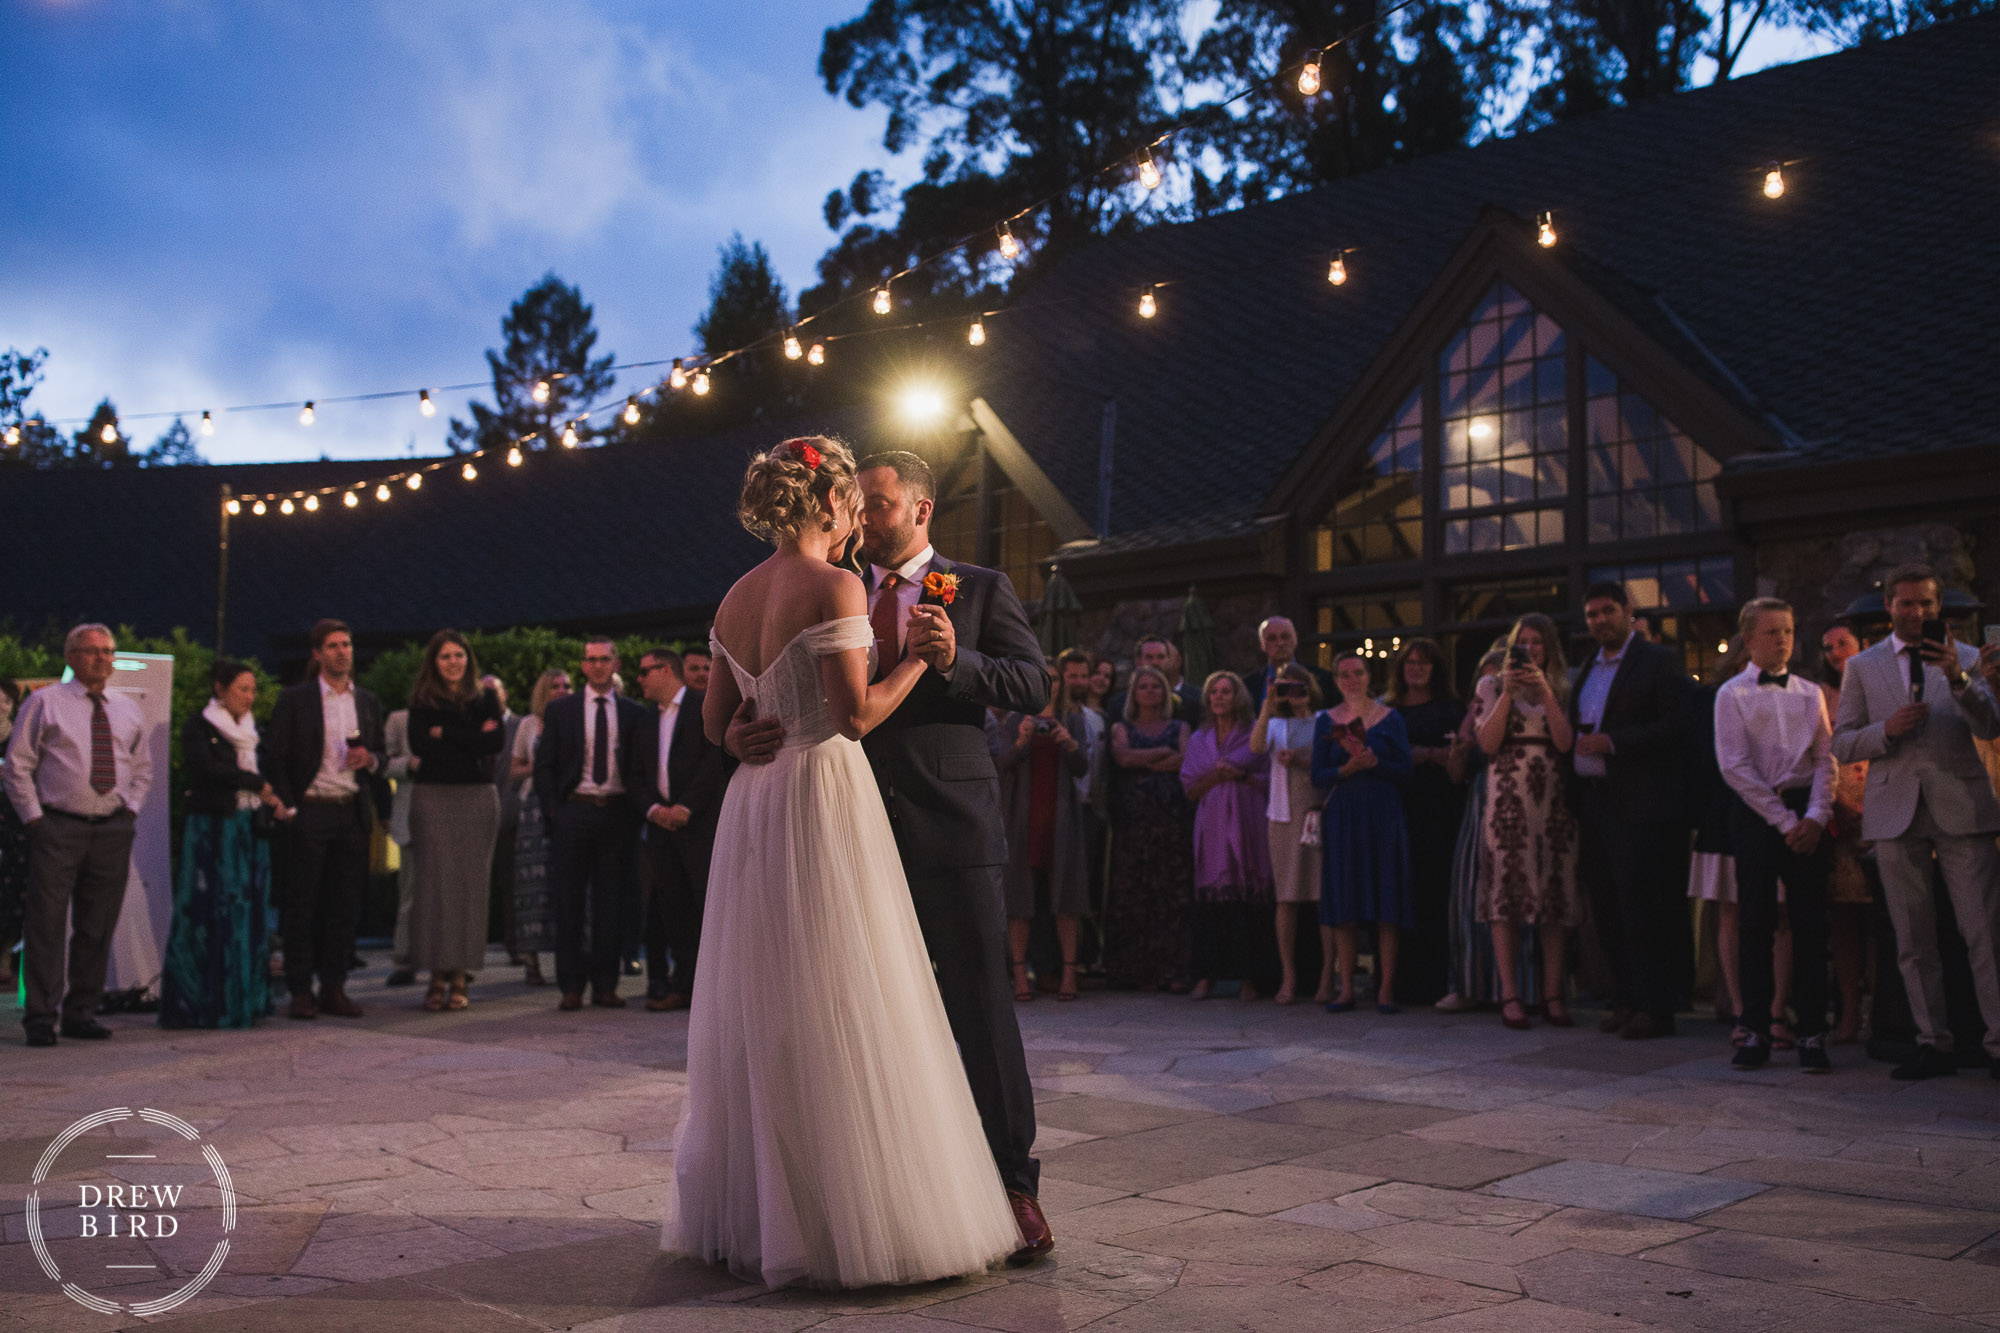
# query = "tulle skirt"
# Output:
<box><xmin>662</xmin><ymin>733</ymin><xmax>1018</xmax><ymax>1289</ymax></box>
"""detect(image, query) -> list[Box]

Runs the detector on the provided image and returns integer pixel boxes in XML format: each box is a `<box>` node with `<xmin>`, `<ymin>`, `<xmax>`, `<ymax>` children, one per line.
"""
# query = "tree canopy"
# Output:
<box><xmin>446</xmin><ymin>274</ymin><xmax>618</xmax><ymax>454</ymax></box>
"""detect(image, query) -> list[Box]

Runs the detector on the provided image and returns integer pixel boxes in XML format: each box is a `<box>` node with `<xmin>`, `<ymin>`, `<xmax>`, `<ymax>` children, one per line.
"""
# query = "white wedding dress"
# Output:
<box><xmin>661</xmin><ymin>615</ymin><xmax>1019</xmax><ymax>1289</ymax></box>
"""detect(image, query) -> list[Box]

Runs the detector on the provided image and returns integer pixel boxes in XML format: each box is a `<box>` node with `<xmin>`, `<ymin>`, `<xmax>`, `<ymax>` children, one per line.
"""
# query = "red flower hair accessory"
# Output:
<box><xmin>789</xmin><ymin>441</ymin><xmax>821</xmax><ymax>470</ymax></box>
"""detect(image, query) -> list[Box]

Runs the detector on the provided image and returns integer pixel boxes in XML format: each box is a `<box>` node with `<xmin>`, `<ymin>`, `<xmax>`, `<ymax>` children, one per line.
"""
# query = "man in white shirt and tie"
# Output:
<box><xmin>1714</xmin><ymin>598</ymin><xmax>1838</xmax><ymax>1073</ymax></box>
<box><xmin>2</xmin><ymin>623</ymin><xmax>153</xmax><ymax>1047</ymax></box>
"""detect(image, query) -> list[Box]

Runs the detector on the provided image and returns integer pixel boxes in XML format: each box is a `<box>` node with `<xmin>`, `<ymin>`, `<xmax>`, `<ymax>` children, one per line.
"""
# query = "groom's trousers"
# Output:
<box><xmin>908</xmin><ymin>864</ymin><xmax>1040</xmax><ymax>1197</ymax></box>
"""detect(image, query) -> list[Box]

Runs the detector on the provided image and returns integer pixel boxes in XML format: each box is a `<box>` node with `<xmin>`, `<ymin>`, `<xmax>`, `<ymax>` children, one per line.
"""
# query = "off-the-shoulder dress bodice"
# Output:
<box><xmin>711</xmin><ymin>615</ymin><xmax>874</xmax><ymax>751</ymax></box>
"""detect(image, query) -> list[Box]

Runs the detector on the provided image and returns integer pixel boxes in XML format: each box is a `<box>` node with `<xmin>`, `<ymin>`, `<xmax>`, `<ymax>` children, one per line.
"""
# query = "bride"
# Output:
<box><xmin>661</xmin><ymin>435</ymin><xmax>1020</xmax><ymax>1289</ymax></box>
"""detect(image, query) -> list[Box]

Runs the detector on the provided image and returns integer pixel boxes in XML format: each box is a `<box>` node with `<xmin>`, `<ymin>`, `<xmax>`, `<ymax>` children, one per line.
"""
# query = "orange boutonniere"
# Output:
<box><xmin>921</xmin><ymin>570</ymin><xmax>961</xmax><ymax>606</ymax></box>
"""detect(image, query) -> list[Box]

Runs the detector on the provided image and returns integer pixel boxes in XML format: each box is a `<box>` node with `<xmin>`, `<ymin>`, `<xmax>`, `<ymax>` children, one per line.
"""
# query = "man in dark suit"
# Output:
<box><xmin>1243</xmin><ymin>615</ymin><xmax>1337</xmax><ymax>711</ymax></box>
<box><xmin>260</xmin><ymin>618</ymin><xmax>387</xmax><ymax>1021</ymax></box>
<box><xmin>727</xmin><ymin>449</ymin><xmax>1055</xmax><ymax>1266</ymax></box>
<box><xmin>625</xmin><ymin>646</ymin><xmax>732</xmax><ymax>1012</ymax></box>
<box><xmin>534</xmin><ymin>636</ymin><xmax>648</xmax><ymax>1010</ymax></box>
<box><xmin>1567</xmin><ymin>580</ymin><xmax>1694</xmax><ymax>1039</ymax></box>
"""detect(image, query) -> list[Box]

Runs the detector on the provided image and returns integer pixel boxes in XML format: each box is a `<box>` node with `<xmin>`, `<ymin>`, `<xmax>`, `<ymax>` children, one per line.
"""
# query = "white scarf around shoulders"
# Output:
<box><xmin>202</xmin><ymin>697</ymin><xmax>263</xmax><ymax>810</ymax></box>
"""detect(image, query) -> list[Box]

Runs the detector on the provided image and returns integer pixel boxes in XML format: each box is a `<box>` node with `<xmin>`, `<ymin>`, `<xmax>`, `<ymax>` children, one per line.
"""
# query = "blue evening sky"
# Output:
<box><xmin>1</xmin><ymin>1</ymin><xmax>1834</xmax><ymax>463</ymax></box>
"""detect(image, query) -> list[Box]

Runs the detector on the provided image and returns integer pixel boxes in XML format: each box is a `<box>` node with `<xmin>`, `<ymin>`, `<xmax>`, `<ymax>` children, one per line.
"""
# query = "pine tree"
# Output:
<box><xmin>446</xmin><ymin>274</ymin><xmax>617</xmax><ymax>453</ymax></box>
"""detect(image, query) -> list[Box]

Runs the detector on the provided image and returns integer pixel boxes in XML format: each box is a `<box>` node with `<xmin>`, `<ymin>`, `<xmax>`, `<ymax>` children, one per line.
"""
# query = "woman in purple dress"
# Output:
<box><xmin>1181</xmin><ymin>671</ymin><xmax>1275</xmax><ymax>1000</ymax></box>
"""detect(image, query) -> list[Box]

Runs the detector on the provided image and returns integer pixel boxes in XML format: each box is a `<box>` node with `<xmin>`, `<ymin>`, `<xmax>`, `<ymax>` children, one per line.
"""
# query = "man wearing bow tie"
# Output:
<box><xmin>1714</xmin><ymin>599</ymin><xmax>1837</xmax><ymax>1073</ymax></box>
<box><xmin>1832</xmin><ymin>563</ymin><xmax>2000</xmax><ymax>1081</ymax></box>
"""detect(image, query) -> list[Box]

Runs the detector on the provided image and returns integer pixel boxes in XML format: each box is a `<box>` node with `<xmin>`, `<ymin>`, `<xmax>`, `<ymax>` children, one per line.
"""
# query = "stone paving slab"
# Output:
<box><xmin>3</xmin><ymin>949</ymin><xmax>1999</xmax><ymax>1329</ymax></box>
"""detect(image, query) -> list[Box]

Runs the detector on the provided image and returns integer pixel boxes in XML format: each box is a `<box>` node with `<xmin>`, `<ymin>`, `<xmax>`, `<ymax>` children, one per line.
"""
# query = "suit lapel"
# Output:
<box><xmin>1597</xmin><ymin>639</ymin><xmax>1641</xmax><ymax>725</ymax></box>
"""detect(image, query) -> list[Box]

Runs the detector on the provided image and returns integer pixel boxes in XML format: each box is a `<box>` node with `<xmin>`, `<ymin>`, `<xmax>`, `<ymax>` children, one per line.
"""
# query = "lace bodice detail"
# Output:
<box><xmin>712</xmin><ymin>616</ymin><xmax>874</xmax><ymax>750</ymax></box>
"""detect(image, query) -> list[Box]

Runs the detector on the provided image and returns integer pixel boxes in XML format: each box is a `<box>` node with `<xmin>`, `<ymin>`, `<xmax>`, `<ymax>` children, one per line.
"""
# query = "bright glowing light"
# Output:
<box><xmin>224</xmin><ymin>498</ymin><xmax>240</xmax><ymax>515</ymax></box>
<box><xmin>669</xmin><ymin>358</ymin><xmax>687</xmax><ymax>390</ymax></box>
<box><xmin>968</xmin><ymin>319</ymin><xmax>986</xmax><ymax>347</ymax></box>
<box><xmin>692</xmin><ymin>370</ymin><xmax>711</xmax><ymax>395</ymax></box>
<box><xmin>100</xmin><ymin>421</ymin><xmax>118</xmax><ymax>444</ymax></box>
<box><xmin>998</xmin><ymin>224</ymin><xmax>1019</xmax><ymax>260</ymax></box>
<box><xmin>783</xmin><ymin>333</ymin><xmax>802</xmax><ymax>360</ymax></box>
<box><xmin>199</xmin><ymin>410</ymin><xmax>215</xmax><ymax>436</ymax></box>
<box><xmin>532</xmin><ymin>379</ymin><xmax>551</xmax><ymax>403</ymax></box>
<box><xmin>1468</xmin><ymin>418</ymin><xmax>1495</xmax><ymax>441</ymax></box>
<box><xmin>3</xmin><ymin>425</ymin><xmax>18</xmax><ymax>447</ymax></box>
<box><xmin>303</xmin><ymin>494</ymin><xmax>320</xmax><ymax>512</ymax></box>
<box><xmin>807</xmin><ymin>343</ymin><xmax>825</xmax><ymax>366</ymax></box>
<box><xmin>1327</xmin><ymin>254</ymin><xmax>1348</xmax><ymax>285</ymax></box>
<box><xmin>899</xmin><ymin>385</ymin><xmax>948</xmax><ymax>424</ymax></box>
<box><xmin>1137</xmin><ymin>150</ymin><xmax>1161</xmax><ymax>191</ymax></box>
<box><xmin>406</xmin><ymin>472</ymin><xmax>422</xmax><ymax>490</ymax></box>
<box><xmin>279</xmin><ymin>498</ymin><xmax>295</xmax><ymax>515</ymax></box>
<box><xmin>873</xmin><ymin>287</ymin><xmax>892</xmax><ymax>315</ymax></box>
<box><xmin>462</xmin><ymin>461</ymin><xmax>478</xmax><ymax>480</ymax></box>
<box><xmin>1138</xmin><ymin>287</ymin><xmax>1157</xmax><ymax>319</ymax></box>
<box><xmin>375</xmin><ymin>483</ymin><xmax>391</xmax><ymax>502</ymax></box>
<box><xmin>1298</xmin><ymin>58</ymin><xmax>1321</xmax><ymax>96</ymax></box>
<box><xmin>1763</xmin><ymin>164</ymin><xmax>1785</xmax><ymax>198</ymax></box>
<box><xmin>252</xmin><ymin>500</ymin><xmax>267</xmax><ymax>515</ymax></box>
<box><xmin>507</xmin><ymin>446</ymin><xmax>523</xmax><ymax>467</ymax></box>
<box><xmin>1536</xmin><ymin>211</ymin><xmax>1557</xmax><ymax>247</ymax></box>
<box><xmin>1717</xmin><ymin>639</ymin><xmax>1730</xmax><ymax>652</ymax></box>
<box><xmin>298</xmin><ymin>402</ymin><xmax>314</xmax><ymax>426</ymax></box>
<box><xmin>623</xmin><ymin>395</ymin><xmax>641</xmax><ymax>425</ymax></box>
<box><xmin>343</xmin><ymin>491</ymin><xmax>359</xmax><ymax>507</ymax></box>
<box><xmin>562</xmin><ymin>422</ymin><xmax>579</xmax><ymax>447</ymax></box>
<box><xmin>419</xmin><ymin>389</ymin><xmax>436</xmax><ymax>417</ymax></box>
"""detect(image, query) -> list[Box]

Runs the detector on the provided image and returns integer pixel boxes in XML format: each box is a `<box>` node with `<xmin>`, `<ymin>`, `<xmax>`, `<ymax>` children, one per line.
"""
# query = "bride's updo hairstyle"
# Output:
<box><xmin>737</xmin><ymin>435</ymin><xmax>860</xmax><ymax>543</ymax></box>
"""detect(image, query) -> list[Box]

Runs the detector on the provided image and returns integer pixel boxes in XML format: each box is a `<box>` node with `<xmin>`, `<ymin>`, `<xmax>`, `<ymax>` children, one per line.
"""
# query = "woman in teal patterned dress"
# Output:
<box><xmin>161</xmin><ymin>660</ymin><xmax>282</xmax><ymax>1028</ymax></box>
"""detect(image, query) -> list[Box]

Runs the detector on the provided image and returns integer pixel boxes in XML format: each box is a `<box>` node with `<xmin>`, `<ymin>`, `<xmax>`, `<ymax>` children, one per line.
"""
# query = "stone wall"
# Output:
<box><xmin>1755</xmin><ymin>519</ymin><xmax>1983</xmax><ymax>655</ymax></box>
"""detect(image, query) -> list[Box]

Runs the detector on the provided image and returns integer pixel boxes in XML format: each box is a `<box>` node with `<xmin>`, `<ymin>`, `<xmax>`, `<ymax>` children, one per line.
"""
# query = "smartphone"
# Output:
<box><xmin>1985</xmin><ymin>624</ymin><xmax>2000</xmax><ymax>647</ymax></box>
<box><xmin>1921</xmin><ymin>618</ymin><xmax>1948</xmax><ymax>647</ymax></box>
<box><xmin>1031</xmin><ymin>716</ymin><xmax>1055</xmax><ymax>734</ymax></box>
<box><xmin>1507</xmin><ymin>644</ymin><xmax>1531</xmax><ymax>668</ymax></box>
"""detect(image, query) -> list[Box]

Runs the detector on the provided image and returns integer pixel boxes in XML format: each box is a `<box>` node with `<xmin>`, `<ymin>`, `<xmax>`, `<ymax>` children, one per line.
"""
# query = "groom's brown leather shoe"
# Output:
<box><xmin>1006</xmin><ymin>1190</ymin><xmax>1053</xmax><ymax>1265</ymax></box>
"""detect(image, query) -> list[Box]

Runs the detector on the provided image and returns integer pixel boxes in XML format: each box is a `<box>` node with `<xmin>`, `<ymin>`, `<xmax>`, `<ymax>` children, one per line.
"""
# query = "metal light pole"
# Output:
<box><xmin>216</xmin><ymin>483</ymin><xmax>232</xmax><ymax>654</ymax></box>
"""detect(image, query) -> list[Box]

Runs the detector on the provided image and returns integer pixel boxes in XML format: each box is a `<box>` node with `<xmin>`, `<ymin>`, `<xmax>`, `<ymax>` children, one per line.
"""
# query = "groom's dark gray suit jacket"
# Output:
<box><xmin>861</xmin><ymin>555</ymin><xmax>1049</xmax><ymax>870</ymax></box>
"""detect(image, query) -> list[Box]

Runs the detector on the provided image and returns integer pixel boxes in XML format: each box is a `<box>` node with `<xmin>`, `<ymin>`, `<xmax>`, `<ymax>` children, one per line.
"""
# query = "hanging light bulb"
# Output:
<box><xmin>252</xmin><ymin>500</ymin><xmax>267</xmax><ymax>515</ymax></box>
<box><xmin>507</xmin><ymin>445</ymin><xmax>523</xmax><ymax>467</ymax></box>
<box><xmin>1138</xmin><ymin>286</ymin><xmax>1157</xmax><ymax>319</ymax></box>
<box><xmin>968</xmin><ymin>319</ymin><xmax>986</xmax><ymax>347</ymax></box>
<box><xmin>622</xmin><ymin>395</ymin><xmax>641</xmax><ymax>425</ymax></box>
<box><xmin>807</xmin><ymin>342</ymin><xmax>825</xmax><ymax>366</ymax></box>
<box><xmin>532</xmin><ymin>379</ymin><xmax>551</xmax><ymax>404</ymax></box>
<box><xmin>692</xmin><ymin>369</ymin><xmax>711</xmax><ymax>396</ymax></box>
<box><xmin>873</xmin><ymin>287</ymin><xmax>892</xmax><ymax>315</ymax></box>
<box><xmin>279</xmin><ymin>498</ymin><xmax>295</xmax><ymax>515</ymax></box>
<box><xmin>405</xmin><ymin>472</ymin><xmax>422</xmax><ymax>490</ymax></box>
<box><xmin>1327</xmin><ymin>253</ymin><xmax>1348</xmax><ymax>285</ymax></box>
<box><xmin>1298</xmin><ymin>57</ymin><xmax>1322</xmax><ymax>96</ymax></box>
<box><xmin>998</xmin><ymin>223</ymin><xmax>1020</xmax><ymax>260</ymax></box>
<box><xmin>1717</xmin><ymin>638</ymin><xmax>1731</xmax><ymax>653</ymax></box>
<box><xmin>1137</xmin><ymin>148</ymin><xmax>1162</xmax><ymax>191</ymax></box>
<box><xmin>1763</xmin><ymin>162</ymin><xmax>1785</xmax><ymax>198</ymax></box>
<box><xmin>199</xmin><ymin>410</ymin><xmax>215</xmax><ymax>437</ymax></box>
<box><xmin>561</xmin><ymin>421</ymin><xmax>579</xmax><ymax>447</ymax></box>
<box><xmin>304</xmin><ymin>494</ymin><xmax>320</xmax><ymax>512</ymax></box>
<box><xmin>100</xmin><ymin>421</ymin><xmax>118</xmax><ymax>444</ymax></box>
<box><xmin>1536</xmin><ymin>211</ymin><xmax>1557</xmax><ymax>248</ymax></box>
<box><xmin>669</xmin><ymin>358</ymin><xmax>687</xmax><ymax>390</ymax></box>
<box><xmin>343</xmin><ymin>491</ymin><xmax>359</xmax><ymax>507</ymax></box>
<box><xmin>783</xmin><ymin>332</ymin><xmax>802</xmax><ymax>360</ymax></box>
<box><xmin>419</xmin><ymin>389</ymin><xmax>436</xmax><ymax>417</ymax></box>
<box><xmin>375</xmin><ymin>483</ymin><xmax>392</xmax><ymax>502</ymax></box>
<box><xmin>3</xmin><ymin>424</ymin><xmax>18</xmax><ymax>447</ymax></box>
<box><xmin>224</xmin><ymin>497</ymin><xmax>241</xmax><ymax>515</ymax></box>
<box><xmin>462</xmin><ymin>461</ymin><xmax>478</xmax><ymax>480</ymax></box>
<box><xmin>298</xmin><ymin>402</ymin><xmax>314</xmax><ymax>426</ymax></box>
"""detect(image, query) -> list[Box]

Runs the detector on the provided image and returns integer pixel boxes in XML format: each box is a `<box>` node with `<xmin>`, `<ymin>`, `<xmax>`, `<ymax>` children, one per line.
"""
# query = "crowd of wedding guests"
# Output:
<box><xmin>7</xmin><ymin>562</ymin><xmax>2000</xmax><ymax>1084</ymax></box>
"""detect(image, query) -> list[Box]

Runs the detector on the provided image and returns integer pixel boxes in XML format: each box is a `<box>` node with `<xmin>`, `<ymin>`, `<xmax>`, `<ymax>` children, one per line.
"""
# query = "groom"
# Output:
<box><xmin>727</xmin><ymin>449</ymin><xmax>1054</xmax><ymax>1264</ymax></box>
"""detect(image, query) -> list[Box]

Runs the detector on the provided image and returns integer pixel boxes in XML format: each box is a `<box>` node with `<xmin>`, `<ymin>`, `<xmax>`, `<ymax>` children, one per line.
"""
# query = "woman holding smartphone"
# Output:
<box><xmin>1472</xmin><ymin>613</ymin><xmax>1578</xmax><ymax>1030</ymax></box>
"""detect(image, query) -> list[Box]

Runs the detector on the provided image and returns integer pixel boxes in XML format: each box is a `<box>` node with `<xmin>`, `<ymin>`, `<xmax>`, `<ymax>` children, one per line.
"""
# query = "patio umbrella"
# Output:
<box><xmin>1034</xmin><ymin>564</ymin><xmax>1084</xmax><ymax>657</ymax></box>
<box><xmin>1176</xmin><ymin>584</ymin><xmax>1219</xmax><ymax>686</ymax></box>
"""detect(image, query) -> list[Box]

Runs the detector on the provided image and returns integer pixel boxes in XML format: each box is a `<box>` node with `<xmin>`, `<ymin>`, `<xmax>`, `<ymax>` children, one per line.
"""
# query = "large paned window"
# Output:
<box><xmin>1313</xmin><ymin>388</ymin><xmax>1423</xmax><ymax>571</ymax></box>
<box><xmin>1312</xmin><ymin>588</ymin><xmax>1422</xmax><ymax>667</ymax></box>
<box><xmin>990</xmin><ymin>478</ymin><xmax>1054</xmax><ymax>605</ymax></box>
<box><xmin>1440</xmin><ymin>281</ymin><xmax>1568</xmax><ymax>555</ymax></box>
<box><xmin>1585</xmin><ymin>357</ymin><xmax>1723</xmax><ymax>542</ymax></box>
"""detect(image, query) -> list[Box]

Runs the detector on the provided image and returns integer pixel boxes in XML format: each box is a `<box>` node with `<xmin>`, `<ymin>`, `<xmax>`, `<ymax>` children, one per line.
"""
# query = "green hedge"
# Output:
<box><xmin>359</xmin><ymin>629</ymin><xmax>688</xmax><ymax>712</ymax></box>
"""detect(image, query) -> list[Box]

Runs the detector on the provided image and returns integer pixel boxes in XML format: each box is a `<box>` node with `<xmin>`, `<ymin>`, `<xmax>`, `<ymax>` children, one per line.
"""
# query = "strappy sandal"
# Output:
<box><xmin>1011</xmin><ymin>959</ymin><xmax>1034</xmax><ymax>1003</ymax></box>
<box><xmin>447</xmin><ymin>975</ymin><xmax>470</xmax><ymax>1011</ymax></box>
<box><xmin>423</xmin><ymin>979</ymin><xmax>448</xmax><ymax>1012</ymax></box>
<box><xmin>1057</xmin><ymin>963</ymin><xmax>1079</xmax><ymax>1002</ymax></box>
<box><xmin>1501</xmin><ymin>998</ymin><xmax>1532</xmax><ymax>1030</ymax></box>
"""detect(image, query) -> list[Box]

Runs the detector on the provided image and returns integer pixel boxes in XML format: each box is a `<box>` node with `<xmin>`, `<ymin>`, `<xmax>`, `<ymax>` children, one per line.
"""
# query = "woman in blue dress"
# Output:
<box><xmin>1313</xmin><ymin>651</ymin><xmax>1413</xmax><ymax>1014</ymax></box>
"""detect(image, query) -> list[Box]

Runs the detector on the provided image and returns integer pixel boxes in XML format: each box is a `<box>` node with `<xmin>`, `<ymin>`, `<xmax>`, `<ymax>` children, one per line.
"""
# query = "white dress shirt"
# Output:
<box><xmin>1886</xmin><ymin>630</ymin><xmax>1977</xmax><ymax>702</ymax></box>
<box><xmin>1572</xmin><ymin>630</ymin><xmax>1634</xmax><ymax>779</ymax></box>
<box><xmin>576</xmin><ymin>685</ymin><xmax>624</xmax><ymax>797</ymax></box>
<box><xmin>868</xmin><ymin>543</ymin><xmax>936</xmax><ymax>657</ymax></box>
<box><xmin>1714</xmin><ymin>663</ymin><xmax>1837</xmax><ymax>833</ymax></box>
<box><xmin>308</xmin><ymin>676</ymin><xmax>362</xmax><ymax>798</ymax></box>
<box><xmin>654</xmin><ymin>686</ymin><xmax>685</xmax><ymax>808</ymax></box>
<box><xmin>2</xmin><ymin>680</ymin><xmax>153</xmax><ymax>821</ymax></box>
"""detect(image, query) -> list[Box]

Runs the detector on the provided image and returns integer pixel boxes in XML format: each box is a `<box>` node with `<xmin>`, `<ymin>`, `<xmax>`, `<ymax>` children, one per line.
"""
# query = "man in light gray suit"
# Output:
<box><xmin>1832</xmin><ymin>562</ymin><xmax>2000</xmax><ymax>1081</ymax></box>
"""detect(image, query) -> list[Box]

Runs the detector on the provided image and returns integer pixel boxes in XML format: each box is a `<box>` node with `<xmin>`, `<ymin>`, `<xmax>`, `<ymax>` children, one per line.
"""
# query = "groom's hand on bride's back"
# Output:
<box><xmin>725</xmin><ymin>699</ymin><xmax>786</xmax><ymax>765</ymax></box>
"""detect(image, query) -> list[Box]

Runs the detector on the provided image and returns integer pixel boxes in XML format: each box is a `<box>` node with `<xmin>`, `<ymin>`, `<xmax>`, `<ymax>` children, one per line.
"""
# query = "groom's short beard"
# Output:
<box><xmin>858</xmin><ymin>522</ymin><xmax>915</xmax><ymax>568</ymax></box>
